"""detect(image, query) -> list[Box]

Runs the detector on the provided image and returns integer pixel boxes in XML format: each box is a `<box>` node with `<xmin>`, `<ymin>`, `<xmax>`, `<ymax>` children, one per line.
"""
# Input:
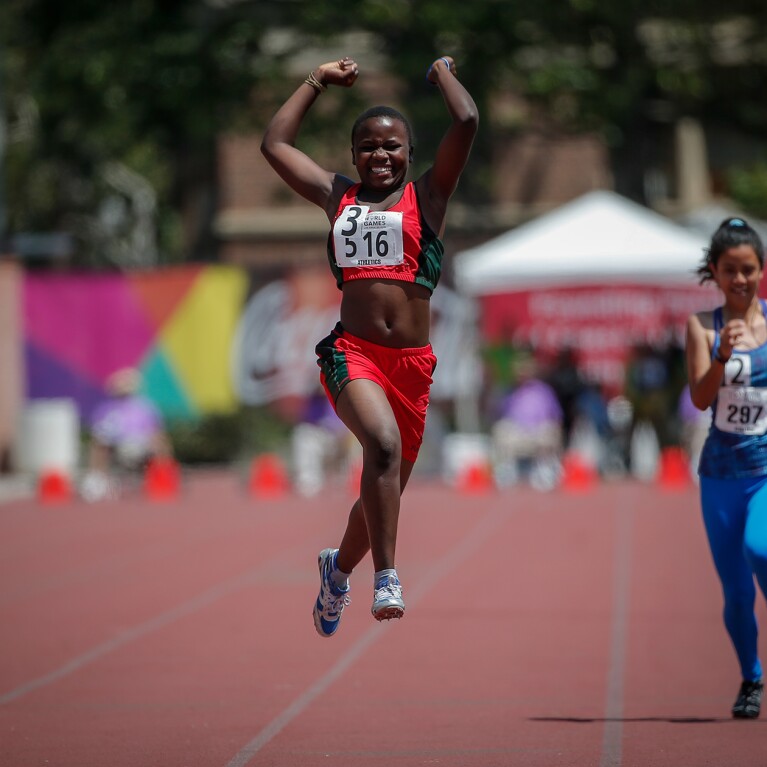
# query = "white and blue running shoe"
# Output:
<box><xmin>313</xmin><ymin>548</ymin><xmax>350</xmax><ymax>638</ymax></box>
<box><xmin>371</xmin><ymin>572</ymin><xmax>405</xmax><ymax>621</ymax></box>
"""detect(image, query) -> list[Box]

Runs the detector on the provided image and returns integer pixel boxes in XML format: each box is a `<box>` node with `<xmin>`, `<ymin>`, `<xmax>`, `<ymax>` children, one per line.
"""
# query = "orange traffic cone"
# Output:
<box><xmin>248</xmin><ymin>453</ymin><xmax>289</xmax><ymax>498</ymax></box>
<box><xmin>144</xmin><ymin>457</ymin><xmax>181</xmax><ymax>501</ymax></box>
<box><xmin>656</xmin><ymin>446</ymin><xmax>691</xmax><ymax>490</ymax></box>
<box><xmin>38</xmin><ymin>469</ymin><xmax>72</xmax><ymax>504</ymax></box>
<box><xmin>561</xmin><ymin>452</ymin><xmax>597</xmax><ymax>493</ymax></box>
<box><xmin>456</xmin><ymin>461</ymin><xmax>494</xmax><ymax>495</ymax></box>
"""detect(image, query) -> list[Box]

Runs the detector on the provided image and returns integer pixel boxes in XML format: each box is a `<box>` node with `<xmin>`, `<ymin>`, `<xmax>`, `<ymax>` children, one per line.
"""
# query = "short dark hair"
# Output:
<box><xmin>697</xmin><ymin>217</ymin><xmax>765</xmax><ymax>284</ymax></box>
<box><xmin>351</xmin><ymin>105</ymin><xmax>414</xmax><ymax>148</ymax></box>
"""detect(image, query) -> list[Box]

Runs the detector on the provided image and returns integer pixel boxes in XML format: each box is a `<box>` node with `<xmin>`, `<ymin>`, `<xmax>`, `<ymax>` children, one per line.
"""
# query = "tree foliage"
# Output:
<box><xmin>1</xmin><ymin>0</ymin><xmax>291</xmax><ymax>265</ymax></box>
<box><xmin>2</xmin><ymin>0</ymin><xmax>766</xmax><ymax>265</ymax></box>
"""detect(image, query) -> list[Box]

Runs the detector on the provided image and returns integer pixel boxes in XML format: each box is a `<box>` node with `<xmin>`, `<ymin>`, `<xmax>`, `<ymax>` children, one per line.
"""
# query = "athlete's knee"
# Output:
<box><xmin>364</xmin><ymin>430</ymin><xmax>402</xmax><ymax>473</ymax></box>
<box><xmin>723</xmin><ymin>585</ymin><xmax>756</xmax><ymax>615</ymax></box>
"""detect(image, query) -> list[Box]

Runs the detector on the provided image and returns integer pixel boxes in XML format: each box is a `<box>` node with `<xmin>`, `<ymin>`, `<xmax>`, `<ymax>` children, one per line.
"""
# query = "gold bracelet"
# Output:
<box><xmin>304</xmin><ymin>71</ymin><xmax>326</xmax><ymax>94</ymax></box>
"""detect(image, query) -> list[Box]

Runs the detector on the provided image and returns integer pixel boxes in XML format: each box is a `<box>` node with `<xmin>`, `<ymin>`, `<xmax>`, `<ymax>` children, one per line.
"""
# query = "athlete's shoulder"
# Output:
<box><xmin>689</xmin><ymin>308</ymin><xmax>716</xmax><ymax>331</ymax></box>
<box><xmin>327</xmin><ymin>176</ymin><xmax>359</xmax><ymax>218</ymax></box>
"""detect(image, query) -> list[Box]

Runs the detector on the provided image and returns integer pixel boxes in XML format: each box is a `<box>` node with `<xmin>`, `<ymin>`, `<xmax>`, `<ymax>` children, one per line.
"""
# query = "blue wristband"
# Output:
<box><xmin>426</xmin><ymin>57</ymin><xmax>451</xmax><ymax>85</ymax></box>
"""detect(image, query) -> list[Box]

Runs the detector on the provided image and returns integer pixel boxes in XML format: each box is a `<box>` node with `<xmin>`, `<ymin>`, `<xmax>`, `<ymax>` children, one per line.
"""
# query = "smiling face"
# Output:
<box><xmin>711</xmin><ymin>244</ymin><xmax>764</xmax><ymax>309</ymax></box>
<box><xmin>351</xmin><ymin>116</ymin><xmax>412</xmax><ymax>195</ymax></box>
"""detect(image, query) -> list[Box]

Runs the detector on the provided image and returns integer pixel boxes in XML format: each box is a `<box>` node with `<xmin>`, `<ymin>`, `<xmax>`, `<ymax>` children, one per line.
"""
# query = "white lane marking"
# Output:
<box><xmin>600</xmin><ymin>494</ymin><xmax>635</xmax><ymax>767</ymax></box>
<box><xmin>0</xmin><ymin>562</ymin><xmax>288</xmax><ymax>706</ymax></box>
<box><xmin>224</xmin><ymin>505</ymin><xmax>510</xmax><ymax>767</ymax></box>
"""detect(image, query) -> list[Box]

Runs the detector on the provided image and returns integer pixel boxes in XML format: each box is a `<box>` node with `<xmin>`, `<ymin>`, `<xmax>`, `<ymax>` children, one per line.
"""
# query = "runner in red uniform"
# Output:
<box><xmin>261</xmin><ymin>55</ymin><xmax>478</xmax><ymax>636</ymax></box>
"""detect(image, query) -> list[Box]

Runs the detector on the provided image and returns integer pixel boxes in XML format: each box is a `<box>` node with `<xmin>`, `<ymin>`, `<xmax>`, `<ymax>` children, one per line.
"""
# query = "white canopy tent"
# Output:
<box><xmin>454</xmin><ymin>190</ymin><xmax>710</xmax><ymax>294</ymax></box>
<box><xmin>451</xmin><ymin>191</ymin><xmax>726</xmax><ymax>398</ymax></box>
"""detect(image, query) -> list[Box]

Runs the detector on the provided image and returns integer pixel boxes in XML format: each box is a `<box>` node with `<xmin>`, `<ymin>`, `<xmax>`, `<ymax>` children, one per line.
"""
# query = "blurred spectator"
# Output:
<box><xmin>568</xmin><ymin>382</ymin><xmax>613</xmax><ymax>475</ymax></box>
<box><xmin>546</xmin><ymin>347</ymin><xmax>588</xmax><ymax>447</ymax></box>
<box><xmin>624</xmin><ymin>343</ymin><xmax>674</xmax><ymax>447</ymax></box>
<box><xmin>573</xmin><ymin>382</ymin><xmax>611</xmax><ymax>441</ymax></box>
<box><xmin>80</xmin><ymin>368</ymin><xmax>172</xmax><ymax>501</ymax></box>
<box><xmin>604</xmin><ymin>395</ymin><xmax>634</xmax><ymax>476</ymax></box>
<box><xmin>491</xmin><ymin>357</ymin><xmax>564</xmax><ymax>490</ymax></box>
<box><xmin>291</xmin><ymin>389</ymin><xmax>357</xmax><ymax>497</ymax></box>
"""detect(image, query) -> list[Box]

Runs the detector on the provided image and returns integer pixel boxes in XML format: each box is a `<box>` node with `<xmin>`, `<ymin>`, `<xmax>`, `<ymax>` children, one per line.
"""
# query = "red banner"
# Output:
<box><xmin>480</xmin><ymin>283</ymin><xmax>721</xmax><ymax>393</ymax></box>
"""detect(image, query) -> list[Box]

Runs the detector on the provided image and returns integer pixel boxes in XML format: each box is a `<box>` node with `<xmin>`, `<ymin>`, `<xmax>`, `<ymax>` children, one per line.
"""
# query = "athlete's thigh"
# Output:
<box><xmin>335</xmin><ymin>378</ymin><xmax>400</xmax><ymax>448</ymax></box>
<box><xmin>700</xmin><ymin>476</ymin><xmax>753</xmax><ymax>592</ymax></box>
<box><xmin>745</xmin><ymin>478</ymin><xmax>767</xmax><ymax>549</ymax></box>
<box><xmin>744</xmin><ymin>477</ymin><xmax>767</xmax><ymax>590</ymax></box>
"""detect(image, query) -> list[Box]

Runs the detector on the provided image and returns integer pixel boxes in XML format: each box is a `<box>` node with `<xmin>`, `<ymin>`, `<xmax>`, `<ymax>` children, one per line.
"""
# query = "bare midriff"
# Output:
<box><xmin>339</xmin><ymin>279</ymin><xmax>432</xmax><ymax>348</ymax></box>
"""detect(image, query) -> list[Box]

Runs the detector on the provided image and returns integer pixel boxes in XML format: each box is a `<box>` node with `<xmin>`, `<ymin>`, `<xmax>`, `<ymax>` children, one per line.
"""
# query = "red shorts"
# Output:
<box><xmin>315</xmin><ymin>323</ymin><xmax>437</xmax><ymax>462</ymax></box>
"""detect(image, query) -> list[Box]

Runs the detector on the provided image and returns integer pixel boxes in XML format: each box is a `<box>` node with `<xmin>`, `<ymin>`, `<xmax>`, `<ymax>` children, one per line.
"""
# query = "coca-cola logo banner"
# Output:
<box><xmin>232</xmin><ymin>269</ymin><xmax>481</xmax><ymax>405</ymax></box>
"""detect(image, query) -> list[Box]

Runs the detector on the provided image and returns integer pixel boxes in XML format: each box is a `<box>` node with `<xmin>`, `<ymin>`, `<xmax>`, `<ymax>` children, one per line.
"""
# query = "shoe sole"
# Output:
<box><xmin>313</xmin><ymin>605</ymin><xmax>334</xmax><ymax>637</ymax></box>
<box><xmin>372</xmin><ymin>604</ymin><xmax>405</xmax><ymax>621</ymax></box>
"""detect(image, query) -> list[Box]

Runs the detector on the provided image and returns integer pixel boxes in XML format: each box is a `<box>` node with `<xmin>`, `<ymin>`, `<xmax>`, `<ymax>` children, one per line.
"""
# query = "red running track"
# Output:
<box><xmin>0</xmin><ymin>471</ymin><xmax>765</xmax><ymax>766</ymax></box>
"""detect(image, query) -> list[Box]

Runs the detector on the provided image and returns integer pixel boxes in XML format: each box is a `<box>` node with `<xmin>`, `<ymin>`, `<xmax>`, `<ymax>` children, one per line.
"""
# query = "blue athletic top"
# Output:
<box><xmin>699</xmin><ymin>300</ymin><xmax>767</xmax><ymax>478</ymax></box>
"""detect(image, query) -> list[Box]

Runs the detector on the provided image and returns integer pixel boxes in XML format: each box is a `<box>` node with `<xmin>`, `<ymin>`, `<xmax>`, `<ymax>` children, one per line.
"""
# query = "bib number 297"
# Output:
<box><xmin>715</xmin><ymin>382</ymin><xmax>767</xmax><ymax>436</ymax></box>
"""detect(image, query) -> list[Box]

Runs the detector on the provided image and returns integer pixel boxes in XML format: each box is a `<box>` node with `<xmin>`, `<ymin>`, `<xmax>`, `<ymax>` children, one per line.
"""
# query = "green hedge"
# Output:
<box><xmin>167</xmin><ymin>406</ymin><xmax>293</xmax><ymax>465</ymax></box>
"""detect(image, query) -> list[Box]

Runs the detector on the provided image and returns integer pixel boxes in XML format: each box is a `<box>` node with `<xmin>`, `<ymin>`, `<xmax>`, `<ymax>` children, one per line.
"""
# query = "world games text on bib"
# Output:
<box><xmin>333</xmin><ymin>205</ymin><xmax>404</xmax><ymax>268</ymax></box>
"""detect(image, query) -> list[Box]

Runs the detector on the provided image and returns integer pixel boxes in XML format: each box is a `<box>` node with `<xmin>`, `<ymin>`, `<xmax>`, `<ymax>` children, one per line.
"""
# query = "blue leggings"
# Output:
<box><xmin>700</xmin><ymin>475</ymin><xmax>767</xmax><ymax>682</ymax></box>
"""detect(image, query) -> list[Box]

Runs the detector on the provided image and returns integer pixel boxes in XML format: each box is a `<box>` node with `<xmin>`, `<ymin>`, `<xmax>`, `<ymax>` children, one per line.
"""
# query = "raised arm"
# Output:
<box><xmin>260</xmin><ymin>57</ymin><xmax>359</xmax><ymax>213</ymax></box>
<box><xmin>416</xmin><ymin>56</ymin><xmax>479</xmax><ymax>233</ymax></box>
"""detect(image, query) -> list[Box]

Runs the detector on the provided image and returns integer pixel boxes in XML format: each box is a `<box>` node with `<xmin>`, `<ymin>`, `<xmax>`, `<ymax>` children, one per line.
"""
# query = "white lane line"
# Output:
<box><xmin>599</xmin><ymin>493</ymin><xmax>635</xmax><ymax>767</ymax></box>
<box><xmin>224</xmin><ymin>504</ymin><xmax>510</xmax><ymax>767</ymax></box>
<box><xmin>0</xmin><ymin>558</ymin><xmax>293</xmax><ymax>706</ymax></box>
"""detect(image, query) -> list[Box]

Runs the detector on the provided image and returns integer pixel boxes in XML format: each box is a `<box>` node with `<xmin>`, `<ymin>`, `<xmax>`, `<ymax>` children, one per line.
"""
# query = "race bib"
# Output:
<box><xmin>715</xmin><ymin>386</ymin><xmax>767</xmax><ymax>435</ymax></box>
<box><xmin>333</xmin><ymin>205</ymin><xmax>404</xmax><ymax>268</ymax></box>
<box><xmin>722</xmin><ymin>353</ymin><xmax>752</xmax><ymax>386</ymax></box>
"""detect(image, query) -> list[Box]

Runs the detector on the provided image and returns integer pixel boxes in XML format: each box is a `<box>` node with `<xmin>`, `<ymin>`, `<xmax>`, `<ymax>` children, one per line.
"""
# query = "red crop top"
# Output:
<box><xmin>326</xmin><ymin>182</ymin><xmax>444</xmax><ymax>294</ymax></box>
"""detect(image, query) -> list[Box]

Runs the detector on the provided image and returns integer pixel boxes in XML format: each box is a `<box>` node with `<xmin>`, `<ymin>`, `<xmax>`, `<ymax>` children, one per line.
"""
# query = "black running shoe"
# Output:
<box><xmin>732</xmin><ymin>680</ymin><xmax>763</xmax><ymax>719</ymax></box>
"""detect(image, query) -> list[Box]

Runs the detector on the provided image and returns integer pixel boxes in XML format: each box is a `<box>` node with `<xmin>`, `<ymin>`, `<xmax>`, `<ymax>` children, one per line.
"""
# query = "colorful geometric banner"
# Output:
<box><xmin>23</xmin><ymin>265</ymin><xmax>249</xmax><ymax>421</ymax></box>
